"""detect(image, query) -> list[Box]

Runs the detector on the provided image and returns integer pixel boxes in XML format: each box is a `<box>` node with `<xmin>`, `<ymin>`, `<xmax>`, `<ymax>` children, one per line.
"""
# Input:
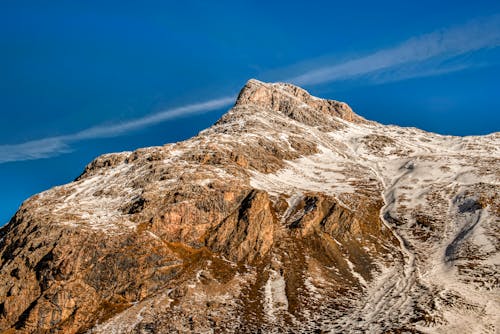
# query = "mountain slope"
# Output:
<box><xmin>0</xmin><ymin>79</ymin><xmax>498</xmax><ymax>333</ymax></box>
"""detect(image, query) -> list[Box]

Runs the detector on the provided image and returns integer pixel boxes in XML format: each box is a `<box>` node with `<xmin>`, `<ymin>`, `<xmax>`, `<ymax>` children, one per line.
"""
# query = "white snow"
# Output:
<box><xmin>250</xmin><ymin>145</ymin><xmax>355</xmax><ymax>197</ymax></box>
<box><xmin>49</xmin><ymin>163</ymin><xmax>140</xmax><ymax>232</ymax></box>
<box><xmin>263</xmin><ymin>268</ymin><xmax>289</xmax><ymax>322</ymax></box>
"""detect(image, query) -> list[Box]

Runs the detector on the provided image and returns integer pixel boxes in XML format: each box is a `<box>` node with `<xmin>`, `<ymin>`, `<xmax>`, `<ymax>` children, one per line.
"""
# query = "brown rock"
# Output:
<box><xmin>0</xmin><ymin>80</ymin><xmax>498</xmax><ymax>333</ymax></box>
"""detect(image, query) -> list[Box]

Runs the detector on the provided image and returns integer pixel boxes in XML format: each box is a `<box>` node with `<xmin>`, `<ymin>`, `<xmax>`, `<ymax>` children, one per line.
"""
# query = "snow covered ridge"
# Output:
<box><xmin>0</xmin><ymin>80</ymin><xmax>499</xmax><ymax>333</ymax></box>
<box><xmin>246</xmin><ymin>90</ymin><xmax>499</xmax><ymax>333</ymax></box>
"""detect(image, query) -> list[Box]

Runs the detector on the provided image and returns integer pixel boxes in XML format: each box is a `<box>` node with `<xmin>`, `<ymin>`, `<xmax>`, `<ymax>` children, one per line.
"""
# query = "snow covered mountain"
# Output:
<box><xmin>0</xmin><ymin>79</ymin><xmax>498</xmax><ymax>333</ymax></box>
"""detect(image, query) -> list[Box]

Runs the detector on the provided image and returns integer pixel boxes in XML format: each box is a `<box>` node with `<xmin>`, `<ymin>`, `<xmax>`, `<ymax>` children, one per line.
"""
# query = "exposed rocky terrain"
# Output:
<box><xmin>0</xmin><ymin>79</ymin><xmax>498</xmax><ymax>333</ymax></box>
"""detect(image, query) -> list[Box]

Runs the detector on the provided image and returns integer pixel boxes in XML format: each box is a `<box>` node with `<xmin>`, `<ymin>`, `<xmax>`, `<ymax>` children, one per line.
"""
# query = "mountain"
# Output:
<box><xmin>0</xmin><ymin>79</ymin><xmax>498</xmax><ymax>333</ymax></box>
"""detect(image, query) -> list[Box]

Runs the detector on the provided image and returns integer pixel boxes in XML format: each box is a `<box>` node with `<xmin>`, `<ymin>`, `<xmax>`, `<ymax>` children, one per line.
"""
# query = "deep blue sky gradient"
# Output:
<box><xmin>1</xmin><ymin>1</ymin><xmax>500</xmax><ymax>224</ymax></box>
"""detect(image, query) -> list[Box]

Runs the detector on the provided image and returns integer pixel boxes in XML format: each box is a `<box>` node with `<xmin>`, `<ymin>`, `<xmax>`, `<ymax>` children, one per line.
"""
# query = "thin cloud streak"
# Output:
<box><xmin>288</xmin><ymin>14</ymin><xmax>500</xmax><ymax>86</ymax></box>
<box><xmin>0</xmin><ymin>138</ymin><xmax>71</xmax><ymax>164</ymax></box>
<box><xmin>70</xmin><ymin>96</ymin><xmax>235</xmax><ymax>140</ymax></box>
<box><xmin>0</xmin><ymin>97</ymin><xmax>234</xmax><ymax>164</ymax></box>
<box><xmin>367</xmin><ymin>61</ymin><xmax>490</xmax><ymax>85</ymax></box>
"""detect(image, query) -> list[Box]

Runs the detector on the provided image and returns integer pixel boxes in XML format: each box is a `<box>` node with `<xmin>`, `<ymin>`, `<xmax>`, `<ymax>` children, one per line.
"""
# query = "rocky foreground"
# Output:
<box><xmin>0</xmin><ymin>79</ymin><xmax>499</xmax><ymax>333</ymax></box>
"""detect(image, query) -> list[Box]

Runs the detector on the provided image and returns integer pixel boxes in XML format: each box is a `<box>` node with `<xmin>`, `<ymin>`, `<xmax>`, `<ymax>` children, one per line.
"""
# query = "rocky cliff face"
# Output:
<box><xmin>0</xmin><ymin>79</ymin><xmax>498</xmax><ymax>333</ymax></box>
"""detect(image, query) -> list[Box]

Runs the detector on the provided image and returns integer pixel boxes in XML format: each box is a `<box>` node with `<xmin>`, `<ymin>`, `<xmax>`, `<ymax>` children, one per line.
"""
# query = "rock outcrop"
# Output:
<box><xmin>0</xmin><ymin>79</ymin><xmax>498</xmax><ymax>333</ymax></box>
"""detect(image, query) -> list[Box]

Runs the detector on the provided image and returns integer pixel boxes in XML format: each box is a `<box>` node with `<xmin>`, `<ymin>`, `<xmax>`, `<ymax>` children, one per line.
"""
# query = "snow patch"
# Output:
<box><xmin>263</xmin><ymin>269</ymin><xmax>289</xmax><ymax>321</ymax></box>
<box><xmin>250</xmin><ymin>145</ymin><xmax>355</xmax><ymax>197</ymax></box>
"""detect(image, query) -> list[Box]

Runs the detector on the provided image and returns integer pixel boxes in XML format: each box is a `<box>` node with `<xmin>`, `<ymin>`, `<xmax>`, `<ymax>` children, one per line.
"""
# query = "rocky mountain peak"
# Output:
<box><xmin>234</xmin><ymin>79</ymin><xmax>366</xmax><ymax>124</ymax></box>
<box><xmin>0</xmin><ymin>80</ymin><xmax>498</xmax><ymax>333</ymax></box>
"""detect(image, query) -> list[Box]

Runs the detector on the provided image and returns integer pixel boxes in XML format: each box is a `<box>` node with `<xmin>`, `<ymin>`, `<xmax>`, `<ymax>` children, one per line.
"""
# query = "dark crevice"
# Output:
<box><xmin>14</xmin><ymin>299</ymin><xmax>38</xmax><ymax>329</ymax></box>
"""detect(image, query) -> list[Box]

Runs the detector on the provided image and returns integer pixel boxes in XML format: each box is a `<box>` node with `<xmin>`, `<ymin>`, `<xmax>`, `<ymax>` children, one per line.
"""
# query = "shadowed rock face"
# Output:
<box><xmin>0</xmin><ymin>80</ymin><xmax>499</xmax><ymax>333</ymax></box>
<box><xmin>204</xmin><ymin>189</ymin><xmax>275</xmax><ymax>262</ymax></box>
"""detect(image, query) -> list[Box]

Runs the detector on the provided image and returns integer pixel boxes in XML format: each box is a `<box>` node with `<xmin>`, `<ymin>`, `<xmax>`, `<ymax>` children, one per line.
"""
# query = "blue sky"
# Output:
<box><xmin>1</xmin><ymin>1</ymin><xmax>500</xmax><ymax>224</ymax></box>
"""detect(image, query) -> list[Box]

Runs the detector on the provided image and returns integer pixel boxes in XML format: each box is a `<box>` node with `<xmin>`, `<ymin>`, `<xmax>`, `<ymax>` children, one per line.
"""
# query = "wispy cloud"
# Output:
<box><xmin>288</xmin><ymin>14</ymin><xmax>500</xmax><ymax>86</ymax></box>
<box><xmin>0</xmin><ymin>97</ymin><xmax>234</xmax><ymax>164</ymax></box>
<box><xmin>366</xmin><ymin>60</ymin><xmax>490</xmax><ymax>85</ymax></box>
<box><xmin>69</xmin><ymin>96</ymin><xmax>235</xmax><ymax>140</ymax></box>
<box><xmin>1</xmin><ymin>15</ymin><xmax>500</xmax><ymax>164</ymax></box>
<box><xmin>0</xmin><ymin>138</ymin><xmax>72</xmax><ymax>164</ymax></box>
